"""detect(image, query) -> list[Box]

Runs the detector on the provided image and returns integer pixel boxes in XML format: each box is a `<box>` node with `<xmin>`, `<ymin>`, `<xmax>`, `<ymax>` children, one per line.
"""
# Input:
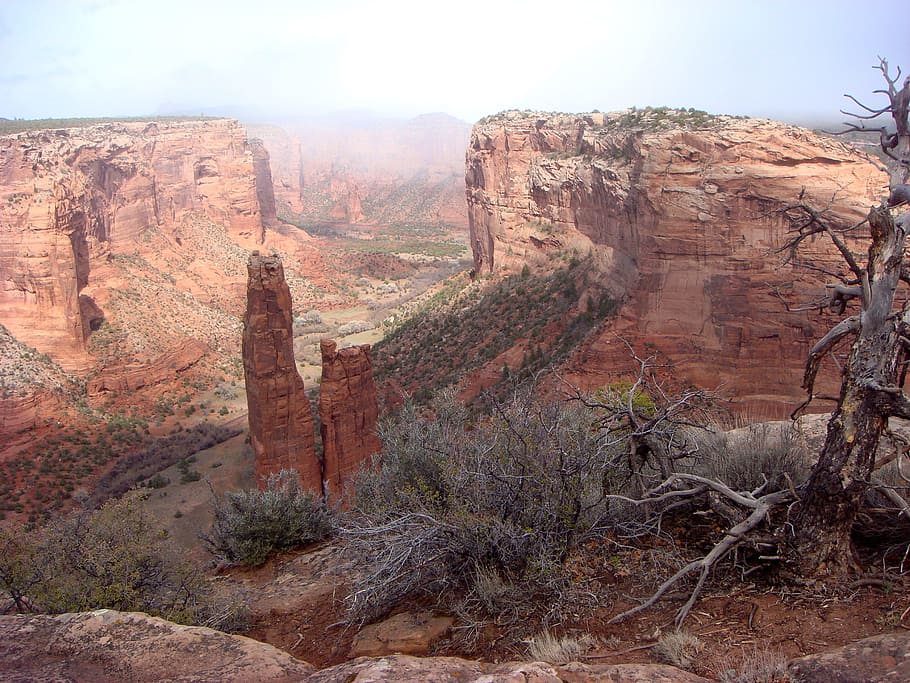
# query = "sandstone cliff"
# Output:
<box><xmin>465</xmin><ymin>110</ymin><xmax>886</xmax><ymax>412</ymax></box>
<box><xmin>319</xmin><ymin>339</ymin><xmax>381</xmax><ymax>498</ymax></box>
<box><xmin>242</xmin><ymin>253</ymin><xmax>319</xmax><ymax>488</ymax></box>
<box><xmin>0</xmin><ymin>322</ymin><xmax>77</xmax><ymax>434</ymax></box>
<box><xmin>0</xmin><ymin>118</ymin><xmax>265</xmax><ymax>369</ymax></box>
<box><xmin>250</xmin><ymin>137</ymin><xmax>279</xmax><ymax>228</ymax></box>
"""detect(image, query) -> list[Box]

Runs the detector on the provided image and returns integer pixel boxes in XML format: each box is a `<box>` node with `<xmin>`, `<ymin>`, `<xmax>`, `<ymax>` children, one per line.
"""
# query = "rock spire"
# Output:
<box><xmin>242</xmin><ymin>253</ymin><xmax>319</xmax><ymax>488</ymax></box>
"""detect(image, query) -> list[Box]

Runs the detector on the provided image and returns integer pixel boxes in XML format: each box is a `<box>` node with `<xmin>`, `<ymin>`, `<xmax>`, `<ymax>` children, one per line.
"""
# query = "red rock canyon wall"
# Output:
<box><xmin>0</xmin><ymin>119</ymin><xmax>264</xmax><ymax>368</ymax></box>
<box><xmin>465</xmin><ymin>111</ymin><xmax>886</xmax><ymax>412</ymax></box>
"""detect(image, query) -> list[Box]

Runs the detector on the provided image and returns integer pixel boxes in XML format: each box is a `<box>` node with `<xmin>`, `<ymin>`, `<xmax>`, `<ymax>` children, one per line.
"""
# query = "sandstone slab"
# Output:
<box><xmin>0</xmin><ymin>610</ymin><xmax>314</xmax><ymax>683</ymax></box>
<box><xmin>787</xmin><ymin>630</ymin><xmax>910</xmax><ymax>682</ymax></box>
<box><xmin>348</xmin><ymin>611</ymin><xmax>455</xmax><ymax>658</ymax></box>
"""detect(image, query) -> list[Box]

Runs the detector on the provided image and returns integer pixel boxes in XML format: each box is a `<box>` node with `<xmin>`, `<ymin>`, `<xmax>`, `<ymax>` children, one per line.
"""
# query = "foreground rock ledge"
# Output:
<box><xmin>11</xmin><ymin>609</ymin><xmax>910</xmax><ymax>682</ymax></box>
<box><xmin>0</xmin><ymin>610</ymin><xmax>315</xmax><ymax>682</ymax></box>
<box><xmin>0</xmin><ymin>610</ymin><xmax>711</xmax><ymax>682</ymax></box>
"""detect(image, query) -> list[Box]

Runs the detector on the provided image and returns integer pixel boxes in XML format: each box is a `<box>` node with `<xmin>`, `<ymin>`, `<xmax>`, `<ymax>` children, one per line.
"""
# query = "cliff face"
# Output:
<box><xmin>243</xmin><ymin>254</ymin><xmax>319</xmax><ymax>488</ymax></box>
<box><xmin>319</xmin><ymin>339</ymin><xmax>381</xmax><ymax>498</ymax></box>
<box><xmin>465</xmin><ymin>110</ymin><xmax>886</xmax><ymax>411</ymax></box>
<box><xmin>0</xmin><ymin>119</ymin><xmax>264</xmax><ymax>368</ymax></box>
<box><xmin>250</xmin><ymin>138</ymin><xmax>279</xmax><ymax>228</ymax></box>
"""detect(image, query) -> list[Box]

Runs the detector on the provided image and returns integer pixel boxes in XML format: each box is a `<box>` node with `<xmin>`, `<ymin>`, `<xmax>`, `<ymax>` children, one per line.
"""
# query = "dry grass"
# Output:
<box><xmin>714</xmin><ymin>644</ymin><xmax>792</xmax><ymax>682</ymax></box>
<box><xmin>652</xmin><ymin>629</ymin><xmax>704</xmax><ymax>670</ymax></box>
<box><xmin>526</xmin><ymin>629</ymin><xmax>595</xmax><ymax>664</ymax></box>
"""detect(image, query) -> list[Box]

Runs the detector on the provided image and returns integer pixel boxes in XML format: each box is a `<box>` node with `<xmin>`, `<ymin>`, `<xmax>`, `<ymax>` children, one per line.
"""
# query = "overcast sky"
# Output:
<box><xmin>1</xmin><ymin>0</ymin><xmax>907</xmax><ymax>124</ymax></box>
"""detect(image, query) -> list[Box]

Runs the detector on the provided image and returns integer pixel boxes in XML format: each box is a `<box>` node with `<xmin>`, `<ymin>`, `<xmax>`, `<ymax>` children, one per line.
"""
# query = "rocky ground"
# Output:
<box><xmin>3</xmin><ymin>605</ymin><xmax>910</xmax><ymax>682</ymax></box>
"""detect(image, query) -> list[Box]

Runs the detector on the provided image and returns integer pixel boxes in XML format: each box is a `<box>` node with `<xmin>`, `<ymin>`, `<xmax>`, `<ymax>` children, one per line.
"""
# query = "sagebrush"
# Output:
<box><xmin>202</xmin><ymin>470</ymin><xmax>335</xmax><ymax>567</ymax></box>
<box><xmin>344</xmin><ymin>389</ymin><xmax>638</xmax><ymax>622</ymax></box>
<box><xmin>0</xmin><ymin>493</ymin><xmax>218</xmax><ymax>625</ymax></box>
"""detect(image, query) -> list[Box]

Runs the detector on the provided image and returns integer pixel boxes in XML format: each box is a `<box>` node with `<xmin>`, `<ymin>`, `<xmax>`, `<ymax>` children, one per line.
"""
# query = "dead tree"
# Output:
<box><xmin>788</xmin><ymin>57</ymin><xmax>910</xmax><ymax>578</ymax></box>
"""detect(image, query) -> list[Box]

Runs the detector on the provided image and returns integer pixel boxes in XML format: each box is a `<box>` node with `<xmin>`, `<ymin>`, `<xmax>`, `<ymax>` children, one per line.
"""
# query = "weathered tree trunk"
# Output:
<box><xmin>796</xmin><ymin>208</ymin><xmax>906</xmax><ymax>576</ymax></box>
<box><xmin>794</xmin><ymin>64</ymin><xmax>910</xmax><ymax>577</ymax></box>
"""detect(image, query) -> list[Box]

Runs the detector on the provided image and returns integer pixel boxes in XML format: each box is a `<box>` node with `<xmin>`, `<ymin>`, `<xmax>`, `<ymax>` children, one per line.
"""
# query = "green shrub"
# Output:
<box><xmin>202</xmin><ymin>470</ymin><xmax>335</xmax><ymax>567</ymax></box>
<box><xmin>11</xmin><ymin>495</ymin><xmax>211</xmax><ymax>623</ymax></box>
<box><xmin>145</xmin><ymin>473</ymin><xmax>170</xmax><ymax>489</ymax></box>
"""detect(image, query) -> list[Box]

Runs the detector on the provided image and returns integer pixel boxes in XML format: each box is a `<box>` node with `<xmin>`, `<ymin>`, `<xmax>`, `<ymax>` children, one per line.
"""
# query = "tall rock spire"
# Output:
<box><xmin>242</xmin><ymin>252</ymin><xmax>319</xmax><ymax>489</ymax></box>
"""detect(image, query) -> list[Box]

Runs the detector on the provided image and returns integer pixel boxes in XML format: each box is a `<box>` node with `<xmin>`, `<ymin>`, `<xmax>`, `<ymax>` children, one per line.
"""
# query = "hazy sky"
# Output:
<box><xmin>1</xmin><ymin>0</ymin><xmax>907</xmax><ymax>124</ymax></box>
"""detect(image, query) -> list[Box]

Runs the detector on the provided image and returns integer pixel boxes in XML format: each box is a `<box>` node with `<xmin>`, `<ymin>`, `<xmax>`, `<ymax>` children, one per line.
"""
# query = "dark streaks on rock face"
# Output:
<box><xmin>0</xmin><ymin>119</ymin><xmax>265</xmax><ymax>368</ymax></box>
<box><xmin>250</xmin><ymin>138</ymin><xmax>278</xmax><ymax>228</ymax></box>
<box><xmin>465</xmin><ymin>110</ymin><xmax>885</xmax><ymax>414</ymax></box>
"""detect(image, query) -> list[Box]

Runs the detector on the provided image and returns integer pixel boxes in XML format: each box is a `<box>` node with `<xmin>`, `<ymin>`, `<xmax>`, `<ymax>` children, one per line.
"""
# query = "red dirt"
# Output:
<box><xmin>235</xmin><ymin>537</ymin><xmax>909</xmax><ymax>678</ymax></box>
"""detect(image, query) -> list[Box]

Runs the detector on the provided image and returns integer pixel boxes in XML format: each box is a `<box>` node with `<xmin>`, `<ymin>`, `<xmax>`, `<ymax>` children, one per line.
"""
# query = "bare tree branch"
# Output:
<box><xmin>608</xmin><ymin>488</ymin><xmax>792</xmax><ymax>626</ymax></box>
<box><xmin>802</xmin><ymin>315</ymin><xmax>861</xmax><ymax>394</ymax></box>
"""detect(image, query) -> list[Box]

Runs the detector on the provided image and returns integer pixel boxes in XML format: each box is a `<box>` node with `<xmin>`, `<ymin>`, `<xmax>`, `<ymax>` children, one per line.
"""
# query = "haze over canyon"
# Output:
<box><xmin>2</xmin><ymin>1</ymin><xmax>910</xmax><ymax>679</ymax></box>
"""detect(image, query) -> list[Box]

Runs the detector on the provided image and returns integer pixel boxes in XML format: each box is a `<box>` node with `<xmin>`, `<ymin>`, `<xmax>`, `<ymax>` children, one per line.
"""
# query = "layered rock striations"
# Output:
<box><xmin>0</xmin><ymin>118</ymin><xmax>264</xmax><ymax>368</ymax></box>
<box><xmin>243</xmin><ymin>253</ymin><xmax>319</xmax><ymax>487</ymax></box>
<box><xmin>319</xmin><ymin>339</ymin><xmax>381</xmax><ymax>498</ymax></box>
<box><xmin>0</xmin><ymin>322</ymin><xmax>78</xmax><ymax>435</ymax></box>
<box><xmin>465</xmin><ymin>110</ymin><xmax>886</xmax><ymax>412</ymax></box>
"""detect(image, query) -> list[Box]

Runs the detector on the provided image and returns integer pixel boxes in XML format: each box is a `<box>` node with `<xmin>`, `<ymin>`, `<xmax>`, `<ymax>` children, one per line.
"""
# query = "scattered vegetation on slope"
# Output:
<box><xmin>89</xmin><ymin>422</ymin><xmax>244</xmax><ymax>507</ymax></box>
<box><xmin>0</xmin><ymin>419</ymin><xmax>241</xmax><ymax>525</ymax></box>
<box><xmin>0</xmin><ymin>494</ymin><xmax>243</xmax><ymax>630</ymax></box>
<box><xmin>373</xmin><ymin>256</ymin><xmax>619</xmax><ymax>402</ymax></box>
<box><xmin>0</xmin><ymin>324</ymin><xmax>83</xmax><ymax>399</ymax></box>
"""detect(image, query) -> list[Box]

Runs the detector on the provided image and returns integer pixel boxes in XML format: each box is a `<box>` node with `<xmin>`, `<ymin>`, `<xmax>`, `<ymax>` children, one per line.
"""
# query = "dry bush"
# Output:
<box><xmin>2</xmin><ymin>494</ymin><xmax>214</xmax><ymax>624</ymax></box>
<box><xmin>344</xmin><ymin>389</ymin><xmax>636</xmax><ymax>623</ymax></box>
<box><xmin>527</xmin><ymin>629</ymin><xmax>595</xmax><ymax>664</ymax></box>
<box><xmin>690</xmin><ymin>423</ymin><xmax>808</xmax><ymax>493</ymax></box>
<box><xmin>652</xmin><ymin>629</ymin><xmax>704</xmax><ymax>670</ymax></box>
<box><xmin>468</xmin><ymin>566</ymin><xmax>517</xmax><ymax>613</ymax></box>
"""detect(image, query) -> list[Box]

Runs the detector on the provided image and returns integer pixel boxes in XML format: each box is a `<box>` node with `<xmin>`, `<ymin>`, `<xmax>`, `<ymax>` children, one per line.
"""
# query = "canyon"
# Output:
<box><xmin>465</xmin><ymin>109</ymin><xmax>886</xmax><ymax>414</ymax></box>
<box><xmin>0</xmin><ymin>119</ymin><xmax>264</xmax><ymax>366</ymax></box>
<box><xmin>0</xmin><ymin>107</ymin><xmax>908</xmax><ymax>681</ymax></box>
<box><xmin>0</xmin><ymin>114</ymin><xmax>469</xmax><ymax>444</ymax></box>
